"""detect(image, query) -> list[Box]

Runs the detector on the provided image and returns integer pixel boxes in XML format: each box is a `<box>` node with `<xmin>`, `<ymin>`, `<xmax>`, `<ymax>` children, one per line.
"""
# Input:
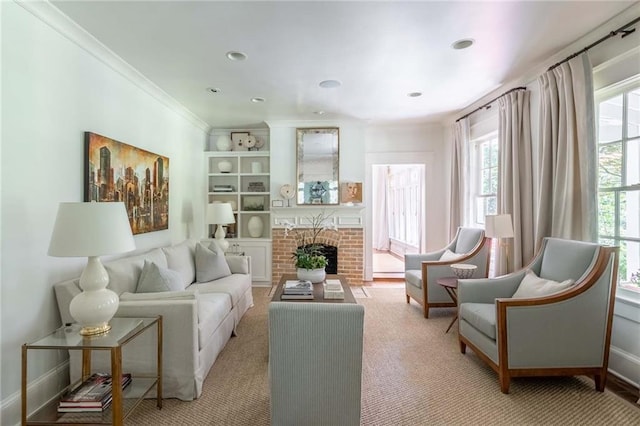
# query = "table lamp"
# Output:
<box><xmin>48</xmin><ymin>202</ymin><xmax>135</xmax><ymax>336</ymax></box>
<box><xmin>485</xmin><ymin>214</ymin><xmax>514</xmax><ymax>274</ymax></box>
<box><xmin>207</xmin><ymin>202</ymin><xmax>235</xmax><ymax>251</ymax></box>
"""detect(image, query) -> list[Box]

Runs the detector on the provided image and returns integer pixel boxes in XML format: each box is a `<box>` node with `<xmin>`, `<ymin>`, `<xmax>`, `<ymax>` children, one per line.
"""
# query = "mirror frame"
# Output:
<box><xmin>296</xmin><ymin>127</ymin><xmax>340</xmax><ymax>205</ymax></box>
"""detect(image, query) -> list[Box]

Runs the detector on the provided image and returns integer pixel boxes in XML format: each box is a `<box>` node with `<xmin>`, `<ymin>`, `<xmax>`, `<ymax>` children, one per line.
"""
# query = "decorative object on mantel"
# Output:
<box><xmin>218</xmin><ymin>160</ymin><xmax>232</xmax><ymax>173</ymax></box>
<box><xmin>286</xmin><ymin>210</ymin><xmax>336</xmax><ymax>283</ymax></box>
<box><xmin>247</xmin><ymin>215</ymin><xmax>264</xmax><ymax>238</ymax></box>
<box><xmin>280</xmin><ymin>184</ymin><xmax>295</xmax><ymax>207</ymax></box>
<box><xmin>253</xmin><ymin>136</ymin><xmax>265</xmax><ymax>151</ymax></box>
<box><xmin>245</xmin><ymin>135</ymin><xmax>257</xmax><ymax>150</ymax></box>
<box><xmin>216</xmin><ymin>134</ymin><xmax>232</xmax><ymax>151</ymax></box>
<box><xmin>48</xmin><ymin>202</ymin><xmax>135</xmax><ymax>336</ymax></box>
<box><xmin>85</xmin><ymin>132</ymin><xmax>169</xmax><ymax>234</ymax></box>
<box><xmin>340</xmin><ymin>182</ymin><xmax>363</xmax><ymax>204</ymax></box>
<box><xmin>207</xmin><ymin>202</ymin><xmax>235</xmax><ymax>251</ymax></box>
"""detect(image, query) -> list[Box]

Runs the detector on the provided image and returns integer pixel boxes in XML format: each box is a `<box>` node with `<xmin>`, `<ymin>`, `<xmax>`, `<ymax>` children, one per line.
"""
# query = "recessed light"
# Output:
<box><xmin>251</xmin><ymin>97</ymin><xmax>265</xmax><ymax>103</ymax></box>
<box><xmin>452</xmin><ymin>39</ymin><xmax>474</xmax><ymax>50</ymax></box>
<box><xmin>226</xmin><ymin>51</ymin><xmax>247</xmax><ymax>61</ymax></box>
<box><xmin>314</xmin><ymin>111</ymin><xmax>325</xmax><ymax>115</ymax></box>
<box><xmin>319</xmin><ymin>80</ymin><xmax>341</xmax><ymax>89</ymax></box>
<box><xmin>407</xmin><ymin>92</ymin><xmax>422</xmax><ymax>98</ymax></box>
<box><xmin>207</xmin><ymin>87</ymin><xmax>221</xmax><ymax>94</ymax></box>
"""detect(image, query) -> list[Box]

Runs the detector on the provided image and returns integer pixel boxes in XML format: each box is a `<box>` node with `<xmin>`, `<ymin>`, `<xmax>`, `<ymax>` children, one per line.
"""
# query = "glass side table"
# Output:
<box><xmin>22</xmin><ymin>316</ymin><xmax>162</xmax><ymax>425</ymax></box>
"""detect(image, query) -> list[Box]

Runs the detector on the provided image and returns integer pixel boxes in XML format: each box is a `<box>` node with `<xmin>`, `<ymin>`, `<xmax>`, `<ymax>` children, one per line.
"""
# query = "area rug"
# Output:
<box><xmin>128</xmin><ymin>287</ymin><xmax>640</xmax><ymax>425</ymax></box>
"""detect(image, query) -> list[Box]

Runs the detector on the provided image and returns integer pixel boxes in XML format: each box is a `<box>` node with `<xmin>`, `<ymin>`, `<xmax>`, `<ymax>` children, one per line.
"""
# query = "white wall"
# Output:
<box><xmin>0</xmin><ymin>2</ymin><xmax>208</xmax><ymax>423</ymax></box>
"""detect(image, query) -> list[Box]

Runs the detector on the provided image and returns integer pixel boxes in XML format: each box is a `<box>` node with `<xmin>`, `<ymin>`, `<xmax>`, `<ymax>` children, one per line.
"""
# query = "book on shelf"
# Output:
<box><xmin>58</xmin><ymin>373</ymin><xmax>131</xmax><ymax>412</ymax></box>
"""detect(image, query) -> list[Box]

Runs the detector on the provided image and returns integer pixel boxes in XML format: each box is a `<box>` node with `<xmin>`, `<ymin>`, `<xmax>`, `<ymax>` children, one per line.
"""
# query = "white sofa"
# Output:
<box><xmin>53</xmin><ymin>239</ymin><xmax>253</xmax><ymax>400</ymax></box>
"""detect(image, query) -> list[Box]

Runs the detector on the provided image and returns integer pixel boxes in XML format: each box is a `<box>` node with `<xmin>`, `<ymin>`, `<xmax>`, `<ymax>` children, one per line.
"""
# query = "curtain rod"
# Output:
<box><xmin>455</xmin><ymin>87</ymin><xmax>526</xmax><ymax>122</ymax></box>
<box><xmin>548</xmin><ymin>16</ymin><xmax>639</xmax><ymax>72</ymax></box>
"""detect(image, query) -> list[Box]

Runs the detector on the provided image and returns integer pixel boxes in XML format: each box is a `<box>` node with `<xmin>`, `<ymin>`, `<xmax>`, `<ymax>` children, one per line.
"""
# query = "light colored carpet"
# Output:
<box><xmin>127</xmin><ymin>287</ymin><xmax>640</xmax><ymax>425</ymax></box>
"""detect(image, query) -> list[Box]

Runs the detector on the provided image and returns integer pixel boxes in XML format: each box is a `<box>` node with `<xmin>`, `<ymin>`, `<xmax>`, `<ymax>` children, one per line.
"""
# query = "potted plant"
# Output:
<box><xmin>286</xmin><ymin>211</ymin><xmax>335</xmax><ymax>283</ymax></box>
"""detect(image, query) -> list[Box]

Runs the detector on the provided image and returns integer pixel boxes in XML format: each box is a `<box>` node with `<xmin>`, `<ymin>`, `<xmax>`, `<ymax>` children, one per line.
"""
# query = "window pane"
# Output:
<box><xmin>598</xmin><ymin>142</ymin><xmax>622</xmax><ymax>188</ymax></box>
<box><xmin>490</xmin><ymin>141</ymin><xmax>498</xmax><ymax>166</ymax></box>
<box><xmin>486</xmin><ymin>196</ymin><xmax>497</xmax><ymax>216</ymax></box>
<box><xmin>620</xmin><ymin>190</ymin><xmax>639</xmax><ymax>238</ymax></box>
<box><xmin>489</xmin><ymin>168</ymin><xmax>498</xmax><ymax>193</ymax></box>
<box><xmin>628</xmin><ymin>89</ymin><xmax>640</xmax><ymax>138</ymax></box>
<box><xmin>598</xmin><ymin>94</ymin><xmax>623</xmax><ymax>143</ymax></box>
<box><xmin>619</xmin><ymin>240</ymin><xmax>640</xmax><ymax>293</ymax></box>
<box><xmin>598</xmin><ymin>192</ymin><xmax>616</xmax><ymax>237</ymax></box>
<box><xmin>625</xmin><ymin>137</ymin><xmax>640</xmax><ymax>185</ymax></box>
<box><xmin>481</xmin><ymin>170</ymin><xmax>491</xmax><ymax>194</ymax></box>
<box><xmin>482</xmin><ymin>144</ymin><xmax>491</xmax><ymax>168</ymax></box>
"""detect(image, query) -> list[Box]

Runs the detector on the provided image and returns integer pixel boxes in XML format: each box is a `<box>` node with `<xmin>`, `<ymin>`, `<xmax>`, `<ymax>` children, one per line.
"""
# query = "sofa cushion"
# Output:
<box><xmin>440</xmin><ymin>249</ymin><xmax>462</xmax><ymax>262</ymax></box>
<box><xmin>136</xmin><ymin>260</ymin><xmax>185</xmax><ymax>293</ymax></box>
<box><xmin>195</xmin><ymin>242</ymin><xmax>231</xmax><ymax>282</ymax></box>
<box><xmin>459</xmin><ymin>303</ymin><xmax>496</xmax><ymax>340</ymax></box>
<box><xmin>105</xmin><ymin>248</ymin><xmax>168</xmax><ymax>295</ymax></box>
<box><xmin>512</xmin><ymin>270</ymin><xmax>574</xmax><ymax>299</ymax></box>
<box><xmin>197</xmin><ymin>293</ymin><xmax>233</xmax><ymax>350</ymax></box>
<box><xmin>405</xmin><ymin>270</ymin><xmax>422</xmax><ymax>289</ymax></box>
<box><xmin>192</xmin><ymin>274</ymin><xmax>250</xmax><ymax>306</ymax></box>
<box><xmin>120</xmin><ymin>290</ymin><xmax>197</xmax><ymax>301</ymax></box>
<box><xmin>162</xmin><ymin>239</ymin><xmax>197</xmax><ymax>288</ymax></box>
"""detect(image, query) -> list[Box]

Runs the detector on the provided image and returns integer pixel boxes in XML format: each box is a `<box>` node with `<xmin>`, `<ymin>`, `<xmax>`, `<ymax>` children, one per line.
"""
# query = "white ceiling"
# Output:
<box><xmin>50</xmin><ymin>1</ymin><xmax>637</xmax><ymax>128</ymax></box>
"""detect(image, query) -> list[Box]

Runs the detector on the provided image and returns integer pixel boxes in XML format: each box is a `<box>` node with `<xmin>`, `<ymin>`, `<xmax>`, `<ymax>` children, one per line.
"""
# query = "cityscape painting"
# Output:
<box><xmin>84</xmin><ymin>132</ymin><xmax>169</xmax><ymax>234</ymax></box>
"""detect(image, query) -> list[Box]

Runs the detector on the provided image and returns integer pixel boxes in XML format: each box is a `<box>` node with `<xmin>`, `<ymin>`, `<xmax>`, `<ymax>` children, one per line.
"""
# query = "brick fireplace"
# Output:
<box><xmin>271</xmin><ymin>207</ymin><xmax>365</xmax><ymax>285</ymax></box>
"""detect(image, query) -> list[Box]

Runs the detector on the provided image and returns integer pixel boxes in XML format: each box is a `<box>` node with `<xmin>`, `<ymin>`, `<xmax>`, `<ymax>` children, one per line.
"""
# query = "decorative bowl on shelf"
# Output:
<box><xmin>450</xmin><ymin>263</ymin><xmax>477</xmax><ymax>279</ymax></box>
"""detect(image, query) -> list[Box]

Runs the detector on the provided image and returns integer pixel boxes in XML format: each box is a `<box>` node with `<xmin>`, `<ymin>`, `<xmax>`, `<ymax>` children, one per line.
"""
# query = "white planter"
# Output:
<box><xmin>297</xmin><ymin>268</ymin><xmax>326</xmax><ymax>284</ymax></box>
<box><xmin>218</xmin><ymin>160</ymin><xmax>232</xmax><ymax>173</ymax></box>
<box><xmin>247</xmin><ymin>215</ymin><xmax>263</xmax><ymax>238</ymax></box>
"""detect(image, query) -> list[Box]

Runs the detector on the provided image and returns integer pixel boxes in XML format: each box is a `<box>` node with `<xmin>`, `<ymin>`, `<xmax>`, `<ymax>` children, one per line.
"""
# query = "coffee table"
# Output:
<box><xmin>272</xmin><ymin>274</ymin><xmax>357</xmax><ymax>304</ymax></box>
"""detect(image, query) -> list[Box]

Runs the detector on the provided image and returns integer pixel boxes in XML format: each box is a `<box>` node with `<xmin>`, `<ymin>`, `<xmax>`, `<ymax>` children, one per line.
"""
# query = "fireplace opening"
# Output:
<box><xmin>301</xmin><ymin>244</ymin><xmax>338</xmax><ymax>274</ymax></box>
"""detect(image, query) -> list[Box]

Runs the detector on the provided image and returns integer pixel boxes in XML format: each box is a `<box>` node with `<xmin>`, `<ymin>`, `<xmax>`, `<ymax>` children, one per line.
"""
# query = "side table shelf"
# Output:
<box><xmin>22</xmin><ymin>317</ymin><xmax>162</xmax><ymax>425</ymax></box>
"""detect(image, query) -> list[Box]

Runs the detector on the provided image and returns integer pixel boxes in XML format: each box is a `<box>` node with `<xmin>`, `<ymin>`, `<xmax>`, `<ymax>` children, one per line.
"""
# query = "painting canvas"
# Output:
<box><xmin>84</xmin><ymin>132</ymin><xmax>169</xmax><ymax>235</ymax></box>
<box><xmin>341</xmin><ymin>182</ymin><xmax>363</xmax><ymax>203</ymax></box>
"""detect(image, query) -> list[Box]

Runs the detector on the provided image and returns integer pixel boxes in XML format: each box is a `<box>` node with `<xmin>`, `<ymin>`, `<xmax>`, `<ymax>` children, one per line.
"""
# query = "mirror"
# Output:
<box><xmin>296</xmin><ymin>128</ymin><xmax>339</xmax><ymax>205</ymax></box>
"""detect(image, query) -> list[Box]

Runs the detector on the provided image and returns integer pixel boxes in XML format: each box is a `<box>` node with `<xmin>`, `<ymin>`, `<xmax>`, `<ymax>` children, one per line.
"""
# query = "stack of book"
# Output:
<box><xmin>213</xmin><ymin>185</ymin><xmax>235</xmax><ymax>192</ymax></box>
<box><xmin>58</xmin><ymin>373</ymin><xmax>132</xmax><ymax>413</ymax></box>
<box><xmin>247</xmin><ymin>182</ymin><xmax>266</xmax><ymax>192</ymax></box>
<box><xmin>282</xmin><ymin>279</ymin><xmax>314</xmax><ymax>299</ymax></box>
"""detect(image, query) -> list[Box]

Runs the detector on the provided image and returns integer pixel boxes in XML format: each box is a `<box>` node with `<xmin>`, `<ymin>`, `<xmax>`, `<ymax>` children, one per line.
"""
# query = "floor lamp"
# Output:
<box><xmin>207</xmin><ymin>202</ymin><xmax>235</xmax><ymax>251</ymax></box>
<box><xmin>48</xmin><ymin>202</ymin><xmax>135</xmax><ymax>336</ymax></box>
<box><xmin>485</xmin><ymin>214</ymin><xmax>514</xmax><ymax>276</ymax></box>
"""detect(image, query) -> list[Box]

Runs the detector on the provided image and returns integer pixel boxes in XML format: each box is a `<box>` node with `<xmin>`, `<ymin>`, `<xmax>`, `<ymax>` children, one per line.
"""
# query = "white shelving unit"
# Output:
<box><xmin>206</xmin><ymin>127</ymin><xmax>272</xmax><ymax>285</ymax></box>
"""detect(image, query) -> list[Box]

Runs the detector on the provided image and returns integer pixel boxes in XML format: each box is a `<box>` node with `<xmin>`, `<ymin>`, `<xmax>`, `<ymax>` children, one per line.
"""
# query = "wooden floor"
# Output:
<box><xmin>372</xmin><ymin>250</ymin><xmax>404</xmax><ymax>280</ymax></box>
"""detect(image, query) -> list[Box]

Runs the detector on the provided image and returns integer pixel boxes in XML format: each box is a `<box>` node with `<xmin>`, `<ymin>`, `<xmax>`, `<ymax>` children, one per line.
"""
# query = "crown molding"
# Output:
<box><xmin>16</xmin><ymin>0</ymin><xmax>211</xmax><ymax>133</ymax></box>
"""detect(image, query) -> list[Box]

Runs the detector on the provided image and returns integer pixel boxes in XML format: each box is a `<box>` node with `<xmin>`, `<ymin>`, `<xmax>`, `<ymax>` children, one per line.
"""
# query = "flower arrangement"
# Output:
<box><xmin>284</xmin><ymin>211</ymin><xmax>336</xmax><ymax>270</ymax></box>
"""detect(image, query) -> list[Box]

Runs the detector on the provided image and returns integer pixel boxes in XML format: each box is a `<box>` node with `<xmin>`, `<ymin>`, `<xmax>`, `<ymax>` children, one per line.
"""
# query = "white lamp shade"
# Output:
<box><xmin>207</xmin><ymin>203</ymin><xmax>235</xmax><ymax>225</ymax></box>
<box><xmin>485</xmin><ymin>214</ymin><xmax>514</xmax><ymax>239</ymax></box>
<box><xmin>48</xmin><ymin>202</ymin><xmax>135</xmax><ymax>257</ymax></box>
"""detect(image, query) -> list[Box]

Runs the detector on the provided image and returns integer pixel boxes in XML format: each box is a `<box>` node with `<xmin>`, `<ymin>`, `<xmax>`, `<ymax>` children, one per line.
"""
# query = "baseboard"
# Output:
<box><xmin>1</xmin><ymin>361</ymin><xmax>69</xmax><ymax>426</ymax></box>
<box><xmin>609</xmin><ymin>346</ymin><xmax>640</xmax><ymax>390</ymax></box>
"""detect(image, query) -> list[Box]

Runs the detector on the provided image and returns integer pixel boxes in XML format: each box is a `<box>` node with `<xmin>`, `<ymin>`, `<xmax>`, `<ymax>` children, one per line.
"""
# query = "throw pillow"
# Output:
<box><xmin>512</xmin><ymin>270</ymin><xmax>575</xmax><ymax>299</ymax></box>
<box><xmin>440</xmin><ymin>249</ymin><xmax>462</xmax><ymax>262</ymax></box>
<box><xmin>136</xmin><ymin>260</ymin><xmax>184</xmax><ymax>293</ymax></box>
<box><xmin>195</xmin><ymin>242</ymin><xmax>232</xmax><ymax>282</ymax></box>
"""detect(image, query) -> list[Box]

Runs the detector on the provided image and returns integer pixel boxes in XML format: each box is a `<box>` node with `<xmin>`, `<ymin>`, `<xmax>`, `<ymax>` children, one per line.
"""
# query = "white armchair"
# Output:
<box><xmin>405</xmin><ymin>227</ymin><xmax>490</xmax><ymax>318</ymax></box>
<box><xmin>458</xmin><ymin>237</ymin><xmax>619</xmax><ymax>393</ymax></box>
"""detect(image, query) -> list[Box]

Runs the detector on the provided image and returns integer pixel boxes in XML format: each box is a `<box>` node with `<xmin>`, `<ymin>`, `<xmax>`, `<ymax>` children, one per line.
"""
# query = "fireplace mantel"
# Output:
<box><xmin>270</xmin><ymin>206</ymin><xmax>365</xmax><ymax>229</ymax></box>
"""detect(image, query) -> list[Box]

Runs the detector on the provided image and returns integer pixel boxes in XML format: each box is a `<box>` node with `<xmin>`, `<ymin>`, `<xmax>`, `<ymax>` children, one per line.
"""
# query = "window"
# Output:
<box><xmin>471</xmin><ymin>133</ymin><xmax>498</xmax><ymax>227</ymax></box>
<box><xmin>597</xmin><ymin>77</ymin><xmax>640</xmax><ymax>295</ymax></box>
<box><xmin>387</xmin><ymin>165</ymin><xmax>423</xmax><ymax>249</ymax></box>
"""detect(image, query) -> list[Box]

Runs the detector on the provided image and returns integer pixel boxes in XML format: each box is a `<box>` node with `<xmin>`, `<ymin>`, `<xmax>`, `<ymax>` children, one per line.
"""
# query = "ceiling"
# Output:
<box><xmin>50</xmin><ymin>1</ymin><xmax>636</xmax><ymax>129</ymax></box>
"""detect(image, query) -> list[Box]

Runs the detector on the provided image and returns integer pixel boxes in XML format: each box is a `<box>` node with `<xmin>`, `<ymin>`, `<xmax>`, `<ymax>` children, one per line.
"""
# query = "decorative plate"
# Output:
<box><xmin>280</xmin><ymin>184</ymin><xmax>295</xmax><ymax>199</ymax></box>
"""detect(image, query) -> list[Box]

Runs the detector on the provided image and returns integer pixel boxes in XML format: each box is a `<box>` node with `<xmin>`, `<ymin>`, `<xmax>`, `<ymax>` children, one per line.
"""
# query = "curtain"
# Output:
<box><xmin>498</xmin><ymin>90</ymin><xmax>535</xmax><ymax>274</ymax></box>
<box><xmin>535</xmin><ymin>53</ymin><xmax>598</xmax><ymax>249</ymax></box>
<box><xmin>449</xmin><ymin>118</ymin><xmax>471</xmax><ymax>239</ymax></box>
<box><xmin>372</xmin><ymin>165</ymin><xmax>390</xmax><ymax>250</ymax></box>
